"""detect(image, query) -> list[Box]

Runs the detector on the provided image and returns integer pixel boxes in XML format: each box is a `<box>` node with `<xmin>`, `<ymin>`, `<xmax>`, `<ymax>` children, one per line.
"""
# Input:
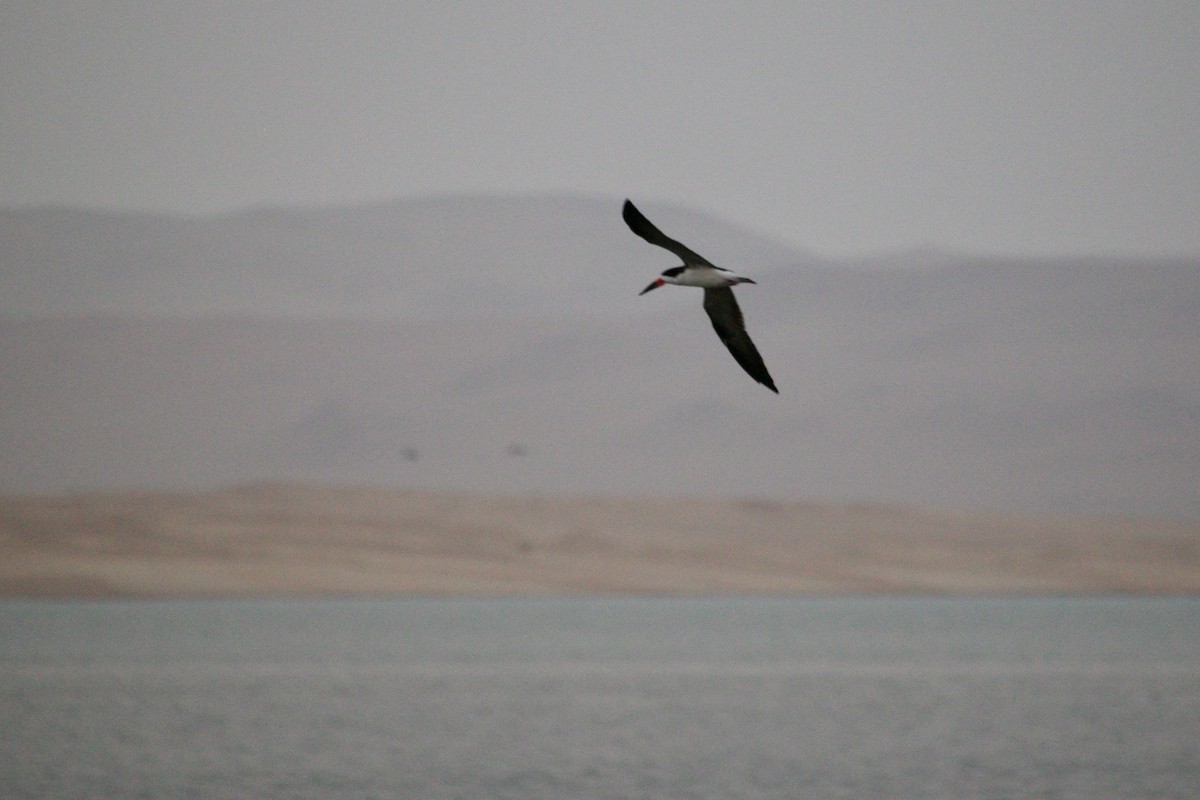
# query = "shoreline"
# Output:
<box><xmin>4</xmin><ymin>484</ymin><xmax>1198</xmax><ymax>598</ymax></box>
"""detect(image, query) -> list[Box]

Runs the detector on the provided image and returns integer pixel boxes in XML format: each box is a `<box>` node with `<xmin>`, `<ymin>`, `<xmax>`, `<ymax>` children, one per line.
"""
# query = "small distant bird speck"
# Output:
<box><xmin>624</xmin><ymin>199</ymin><xmax>777</xmax><ymax>393</ymax></box>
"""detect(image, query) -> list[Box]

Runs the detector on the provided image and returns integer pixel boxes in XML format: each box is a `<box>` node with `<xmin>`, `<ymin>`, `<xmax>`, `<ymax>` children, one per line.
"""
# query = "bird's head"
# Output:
<box><xmin>639</xmin><ymin>266</ymin><xmax>684</xmax><ymax>295</ymax></box>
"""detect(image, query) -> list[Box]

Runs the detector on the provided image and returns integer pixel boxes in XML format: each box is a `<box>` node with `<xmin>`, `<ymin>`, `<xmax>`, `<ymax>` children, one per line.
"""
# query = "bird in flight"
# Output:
<box><xmin>624</xmin><ymin>199</ymin><xmax>778</xmax><ymax>393</ymax></box>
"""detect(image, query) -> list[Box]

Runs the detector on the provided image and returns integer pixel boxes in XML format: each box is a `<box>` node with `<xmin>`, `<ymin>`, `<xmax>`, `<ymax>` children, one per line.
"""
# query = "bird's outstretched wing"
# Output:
<box><xmin>623</xmin><ymin>200</ymin><xmax>715</xmax><ymax>267</ymax></box>
<box><xmin>702</xmin><ymin>287</ymin><xmax>778</xmax><ymax>393</ymax></box>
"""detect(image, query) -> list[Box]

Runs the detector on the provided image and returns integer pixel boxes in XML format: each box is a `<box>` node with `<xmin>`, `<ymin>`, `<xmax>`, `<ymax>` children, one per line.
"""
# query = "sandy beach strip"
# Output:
<box><xmin>2</xmin><ymin>484</ymin><xmax>1198</xmax><ymax>597</ymax></box>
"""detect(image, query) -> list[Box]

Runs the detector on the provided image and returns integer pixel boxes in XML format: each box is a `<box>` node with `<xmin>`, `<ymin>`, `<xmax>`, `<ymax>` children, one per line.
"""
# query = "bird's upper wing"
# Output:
<box><xmin>623</xmin><ymin>200</ymin><xmax>714</xmax><ymax>267</ymax></box>
<box><xmin>702</xmin><ymin>287</ymin><xmax>778</xmax><ymax>392</ymax></box>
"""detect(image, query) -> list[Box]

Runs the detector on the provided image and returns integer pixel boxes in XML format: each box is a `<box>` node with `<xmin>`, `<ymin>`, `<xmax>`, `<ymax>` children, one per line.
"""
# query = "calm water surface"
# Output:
<box><xmin>2</xmin><ymin>597</ymin><xmax>1198</xmax><ymax>799</ymax></box>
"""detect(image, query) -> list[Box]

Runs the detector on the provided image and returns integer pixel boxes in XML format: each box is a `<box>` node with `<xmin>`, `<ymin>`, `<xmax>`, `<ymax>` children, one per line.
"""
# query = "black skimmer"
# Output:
<box><xmin>624</xmin><ymin>199</ymin><xmax>778</xmax><ymax>393</ymax></box>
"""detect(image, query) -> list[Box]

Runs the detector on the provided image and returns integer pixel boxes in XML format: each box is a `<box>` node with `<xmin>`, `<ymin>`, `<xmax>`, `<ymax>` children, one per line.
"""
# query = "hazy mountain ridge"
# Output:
<box><xmin>0</xmin><ymin>196</ymin><xmax>806</xmax><ymax>319</ymax></box>
<box><xmin>1</xmin><ymin>197</ymin><xmax>1197</xmax><ymax>518</ymax></box>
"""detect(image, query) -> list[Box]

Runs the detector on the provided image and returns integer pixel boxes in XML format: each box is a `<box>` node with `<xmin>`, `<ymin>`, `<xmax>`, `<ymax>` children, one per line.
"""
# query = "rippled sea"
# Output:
<box><xmin>2</xmin><ymin>597</ymin><xmax>1198</xmax><ymax>799</ymax></box>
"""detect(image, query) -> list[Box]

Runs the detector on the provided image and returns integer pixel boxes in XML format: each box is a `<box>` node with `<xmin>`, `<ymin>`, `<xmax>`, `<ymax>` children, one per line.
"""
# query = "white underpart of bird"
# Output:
<box><xmin>624</xmin><ymin>199</ymin><xmax>778</xmax><ymax>393</ymax></box>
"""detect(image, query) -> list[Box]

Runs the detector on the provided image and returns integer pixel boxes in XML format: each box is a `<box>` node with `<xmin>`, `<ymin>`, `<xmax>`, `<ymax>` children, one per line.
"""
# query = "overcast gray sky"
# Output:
<box><xmin>3</xmin><ymin>1</ymin><xmax>1198</xmax><ymax>257</ymax></box>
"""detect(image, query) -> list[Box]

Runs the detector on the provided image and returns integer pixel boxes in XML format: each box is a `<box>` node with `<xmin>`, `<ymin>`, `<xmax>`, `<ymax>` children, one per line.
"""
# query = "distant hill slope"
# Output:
<box><xmin>0</xmin><ymin>196</ymin><xmax>804</xmax><ymax>319</ymax></box>
<box><xmin>1</xmin><ymin>196</ymin><xmax>1197</xmax><ymax>518</ymax></box>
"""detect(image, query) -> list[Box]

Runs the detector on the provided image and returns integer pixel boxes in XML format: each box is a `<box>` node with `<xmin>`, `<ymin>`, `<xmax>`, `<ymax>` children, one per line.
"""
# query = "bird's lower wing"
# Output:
<box><xmin>703</xmin><ymin>288</ymin><xmax>778</xmax><ymax>392</ymax></box>
<box><xmin>623</xmin><ymin>200</ymin><xmax>714</xmax><ymax>267</ymax></box>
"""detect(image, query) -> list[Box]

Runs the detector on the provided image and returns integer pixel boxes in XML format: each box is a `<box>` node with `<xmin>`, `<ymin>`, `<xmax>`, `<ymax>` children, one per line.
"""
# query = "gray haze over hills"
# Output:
<box><xmin>2</xmin><ymin>196</ymin><xmax>1197</xmax><ymax>519</ymax></box>
<box><xmin>0</xmin><ymin>197</ymin><xmax>802</xmax><ymax>320</ymax></box>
